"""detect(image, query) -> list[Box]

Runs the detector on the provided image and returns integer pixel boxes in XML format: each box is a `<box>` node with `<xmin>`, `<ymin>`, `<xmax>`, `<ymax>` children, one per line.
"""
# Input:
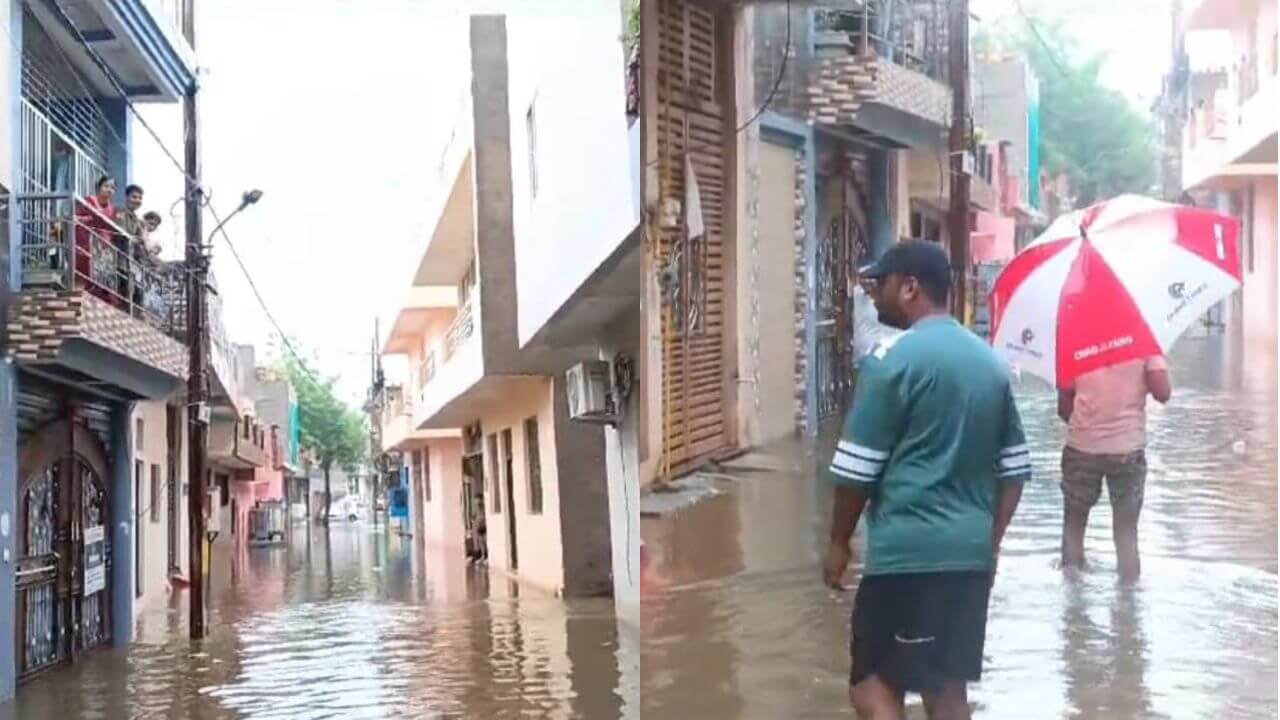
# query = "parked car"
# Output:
<box><xmin>324</xmin><ymin>496</ymin><xmax>360</xmax><ymax>522</ymax></box>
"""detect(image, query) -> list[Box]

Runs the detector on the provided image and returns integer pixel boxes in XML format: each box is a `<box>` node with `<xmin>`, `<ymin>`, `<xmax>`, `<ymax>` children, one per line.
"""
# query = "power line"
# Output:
<box><xmin>1012</xmin><ymin>0</ymin><xmax>1070</xmax><ymax>80</ymax></box>
<box><xmin>205</xmin><ymin>203</ymin><xmax>321</xmax><ymax>386</ymax></box>
<box><xmin>47</xmin><ymin>4</ymin><xmax>326</xmax><ymax>387</ymax></box>
<box><xmin>643</xmin><ymin>0</ymin><xmax>791</xmax><ymax>170</ymax></box>
<box><xmin>44</xmin><ymin>1</ymin><xmax>198</xmax><ymax>188</ymax></box>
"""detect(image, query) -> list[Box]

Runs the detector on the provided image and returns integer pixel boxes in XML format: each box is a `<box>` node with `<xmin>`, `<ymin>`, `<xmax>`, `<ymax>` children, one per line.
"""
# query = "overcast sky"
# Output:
<box><xmin>133</xmin><ymin>0</ymin><xmax>1177</xmax><ymax>409</ymax></box>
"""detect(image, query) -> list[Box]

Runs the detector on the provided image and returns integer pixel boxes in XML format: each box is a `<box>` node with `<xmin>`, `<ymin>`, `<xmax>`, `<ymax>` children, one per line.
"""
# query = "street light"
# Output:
<box><xmin>187</xmin><ymin>186</ymin><xmax>261</xmax><ymax>641</ymax></box>
<box><xmin>206</xmin><ymin>188</ymin><xmax>264</xmax><ymax>246</ymax></box>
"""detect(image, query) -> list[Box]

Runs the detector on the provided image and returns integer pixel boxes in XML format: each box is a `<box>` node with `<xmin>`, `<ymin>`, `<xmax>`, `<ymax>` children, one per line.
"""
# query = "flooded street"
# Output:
<box><xmin>641</xmin><ymin>335</ymin><xmax>1277</xmax><ymax>719</ymax></box>
<box><xmin>2</xmin><ymin>524</ymin><xmax>638</xmax><ymax>719</ymax></box>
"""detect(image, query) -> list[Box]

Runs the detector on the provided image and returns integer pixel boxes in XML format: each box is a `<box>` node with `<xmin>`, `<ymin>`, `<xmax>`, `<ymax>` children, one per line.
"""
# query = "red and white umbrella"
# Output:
<box><xmin>990</xmin><ymin>195</ymin><xmax>1241</xmax><ymax>388</ymax></box>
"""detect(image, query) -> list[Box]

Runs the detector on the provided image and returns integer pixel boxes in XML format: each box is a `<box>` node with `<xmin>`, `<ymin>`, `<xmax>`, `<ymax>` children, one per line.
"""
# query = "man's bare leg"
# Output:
<box><xmin>922</xmin><ymin>683</ymin><xmax>971</xmax><ymax>720</ymax></box>
<box><xmin>850</xmin><ymin>675</ymin><xmax>905</xmax><ymax>720</ymax></box>
<box><xmin>1061</xmin><ymin>508</ymin><xmax>1089</xmax><ymax>570</ymax></box>
<box><xmin>1113</xmin><ymin>507</ymin><xmax>1141</xmax><ymax>582</ymax></box>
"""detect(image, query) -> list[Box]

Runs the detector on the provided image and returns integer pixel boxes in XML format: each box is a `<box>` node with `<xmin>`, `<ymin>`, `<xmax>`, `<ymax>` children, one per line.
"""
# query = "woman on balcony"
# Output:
<box><xmin>74</xmin><ymin>176</ymin><xmax>122</xmax><ymax>305</ymax></box>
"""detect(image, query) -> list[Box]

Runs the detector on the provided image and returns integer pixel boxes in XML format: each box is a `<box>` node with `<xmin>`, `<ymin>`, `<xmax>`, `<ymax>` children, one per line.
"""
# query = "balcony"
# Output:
<box><xmin>25</xmin><ymin>0</ymin><xmax>196</xmax><ymax>102</ymax></box>
<box><xmin>6</xmin><ymin>192</ymin><xmax>187</xmax><ymax>399</ymax></box>
<box><xmin>1181</xmin><ymin>61</ymin><xmax>1278</xmax><ymax>190</ymax></box>
<box><xmin>807</xmin><ymin>4</ymin><xmax>950</xmax><ymax>148</ymax></box>
<box><xmin>209</xmin><ymin>415</ymin><xmax>266</xmax><ymax>471</ymax></box>
<box><xmin>412</xmin><ymin>292</ymin><xmax>484</xmax><ymax>429</ymax></box>
<box><xmin>380</xmin><ymin>287</ymin><xmax>466</xmax><ymax>442</ymax></box>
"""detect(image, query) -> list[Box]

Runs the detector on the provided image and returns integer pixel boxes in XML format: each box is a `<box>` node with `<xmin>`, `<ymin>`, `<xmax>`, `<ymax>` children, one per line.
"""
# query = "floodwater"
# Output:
<box><xmin>641</xmin><ymin>335</ymin><xmax>1278</xmax><ymax>719</ymax></box>
<box><xmin>3</xmin><ymin>522</ymin><xmax>638</xmax><ymax>719</ymax></box>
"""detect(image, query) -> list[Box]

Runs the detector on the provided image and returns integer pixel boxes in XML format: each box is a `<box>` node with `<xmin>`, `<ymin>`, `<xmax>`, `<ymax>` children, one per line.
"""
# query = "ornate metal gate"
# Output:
<box><xmin>15</xmin><ymin>418</ymin><xmax>112</xmax><ymax>681</ymax></box>
<box><xmin>16</xmin><ymin>466</ymin><xmax>60</xmax><ymax>676</ymax></box>
<box><xmin>815</xmin><ymin>206</ymin><xmax>868</xmax><ymax>421</ymax></box>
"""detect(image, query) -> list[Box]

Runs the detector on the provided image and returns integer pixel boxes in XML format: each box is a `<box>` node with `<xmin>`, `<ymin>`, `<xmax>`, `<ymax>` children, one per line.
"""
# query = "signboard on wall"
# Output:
<box><xmin>390</xmin><ymin>487</ymin><xmax>409</xmax><ymax>519</ymax></box>
<box><xmin>83</xmin><ymin>524</ymin><xmax>106</xmax><ymax>595</ymax></box>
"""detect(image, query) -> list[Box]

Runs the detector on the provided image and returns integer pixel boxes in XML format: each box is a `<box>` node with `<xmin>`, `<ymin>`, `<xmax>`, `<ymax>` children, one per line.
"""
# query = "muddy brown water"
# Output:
<box><xmin>4</xmin><ymin>524</ymin><xmax>638</xmax><ymax>719</ymax></box>
<box><xmin>641</xmin><ymin>335</ymin><xmax>1277</xmax><ymax>719</ymax></box>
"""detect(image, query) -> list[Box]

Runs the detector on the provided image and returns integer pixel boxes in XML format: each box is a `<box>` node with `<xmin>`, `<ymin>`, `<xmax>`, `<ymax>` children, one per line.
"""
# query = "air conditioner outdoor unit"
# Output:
<box><xmin>565</xmin><ymin>360</ymin><xmax>618</xmax><ymax>425</ymax></box>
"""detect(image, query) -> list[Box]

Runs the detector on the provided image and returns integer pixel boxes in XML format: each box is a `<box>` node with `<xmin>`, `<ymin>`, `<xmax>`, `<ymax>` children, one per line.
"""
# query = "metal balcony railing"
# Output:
<box><xmin>813</xmin><ymin>2</ymin><xmax>948</xmax><ymax>83</ymax></box>
<box><xmin>15</xmin><ymin>193</ymin><xmax>185</xmax><ymax>336</ymax></box>
<box><xmin>442</xmin><ymin>298</ymin><xmax>475</xmax><ymax>362</ymax></box>
<box><xmin>1238</xmin><ymin>54</ymin><xmax>1260</xmax><ymax>105</ymax></box>
<box><xmin>418</xmin><ymin>351</ymin><xmax>438</xmax><ymax>388</ymax></box>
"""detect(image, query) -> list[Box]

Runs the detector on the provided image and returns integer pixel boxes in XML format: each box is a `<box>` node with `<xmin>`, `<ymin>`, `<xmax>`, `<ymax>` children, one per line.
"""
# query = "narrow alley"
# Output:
<box><xmin>641</xmin><ymin>336</ymin><xmax>1278</xmax><ymax>719</ymax></box>
<box><xmin>2</xmin><ymin>522</ymin><xmax>638</xmax><ymax>720</ymax></box>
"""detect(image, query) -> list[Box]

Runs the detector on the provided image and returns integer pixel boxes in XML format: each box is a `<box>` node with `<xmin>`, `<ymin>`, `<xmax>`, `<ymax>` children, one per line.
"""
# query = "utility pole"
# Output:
<box><xmin>947</xmin><ymin>0</ymin><xmax>971</xmax><ymax>322</ymax></box>
<box><xmin>183</xmin><ymin>0</ymin><xmax>208</xmax><ymax>641</ymax></box>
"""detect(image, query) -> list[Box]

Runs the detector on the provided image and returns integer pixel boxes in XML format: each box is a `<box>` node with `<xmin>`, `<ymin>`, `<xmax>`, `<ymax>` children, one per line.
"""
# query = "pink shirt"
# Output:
<box><xmin>1066</xmin><ymin>356</ymin><xmax>1169</xmax><ymax>455</ymax></box>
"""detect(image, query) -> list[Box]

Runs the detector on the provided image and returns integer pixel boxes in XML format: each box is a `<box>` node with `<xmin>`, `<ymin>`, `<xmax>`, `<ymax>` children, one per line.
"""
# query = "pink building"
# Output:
<box><xmin>1180</xmin><ymin>0</ymin><xmax>1278</xmax><ymax>361</ymax></box>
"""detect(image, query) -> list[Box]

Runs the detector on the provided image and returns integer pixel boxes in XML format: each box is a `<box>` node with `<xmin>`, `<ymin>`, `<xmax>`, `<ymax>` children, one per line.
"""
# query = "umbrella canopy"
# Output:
<box><xmin>990</xmin><ymin>195</ymin><xmax>1241</xmax><ymax>388</ymax></box>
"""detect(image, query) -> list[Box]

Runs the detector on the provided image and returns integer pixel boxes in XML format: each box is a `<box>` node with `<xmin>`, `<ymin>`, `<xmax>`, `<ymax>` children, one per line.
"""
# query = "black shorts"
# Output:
<box><xmin>850</xmin><ymin>571</ymin><xmax>992</xmax><ymax>693</ymax></box>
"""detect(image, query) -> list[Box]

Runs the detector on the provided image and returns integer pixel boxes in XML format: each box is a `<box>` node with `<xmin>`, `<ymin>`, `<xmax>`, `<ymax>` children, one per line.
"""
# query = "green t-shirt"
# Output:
<box><xmin>830</xmin><ymin>315</ymin><xmax>1030</xmax><ymax>576</ymax></box>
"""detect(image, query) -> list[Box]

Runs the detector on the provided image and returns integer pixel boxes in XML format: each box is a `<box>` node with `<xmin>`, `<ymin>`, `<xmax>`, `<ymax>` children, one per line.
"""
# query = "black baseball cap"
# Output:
<box><xmin>858</xmin><ymin>240</ymin><xmax>951</xmax><ymax>300</ymax></box>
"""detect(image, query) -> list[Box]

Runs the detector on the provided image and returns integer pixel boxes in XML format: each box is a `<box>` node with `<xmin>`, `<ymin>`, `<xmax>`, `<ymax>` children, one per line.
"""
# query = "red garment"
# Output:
<box><xmin>74</xmin><ymin>195</ymin><xmax>119</xmax><ymax>303</ymax></box>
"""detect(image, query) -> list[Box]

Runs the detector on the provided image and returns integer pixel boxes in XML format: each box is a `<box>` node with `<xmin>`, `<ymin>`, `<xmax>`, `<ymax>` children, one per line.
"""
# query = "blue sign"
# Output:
<box><xmin>390</xmin><ymin>487</ymin><xmax>409</xmax><ymax>519</ymax></box>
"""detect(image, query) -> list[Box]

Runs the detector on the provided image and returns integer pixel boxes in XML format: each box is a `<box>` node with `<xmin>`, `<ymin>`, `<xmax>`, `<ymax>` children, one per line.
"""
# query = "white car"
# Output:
<box><xmin>324</xmin><ymin>496</ymin><xmax>360</xmax><ymax>522</ymax></box>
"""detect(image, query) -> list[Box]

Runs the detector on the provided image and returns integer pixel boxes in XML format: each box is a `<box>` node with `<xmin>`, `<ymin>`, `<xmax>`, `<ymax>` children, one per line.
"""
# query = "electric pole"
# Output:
<box><xmin>183</xmin><ymin>0</ymin><xmax>208</xmax><ymax>641</ymax></box>
<box><xmin>947</xmin><ymin>0</ymin><xmax>971</xmax><ymax>322</ymax></box>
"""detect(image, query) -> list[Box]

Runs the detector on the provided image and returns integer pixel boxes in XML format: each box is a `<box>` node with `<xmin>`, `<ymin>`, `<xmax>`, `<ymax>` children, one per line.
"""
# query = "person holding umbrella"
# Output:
<box><xmin>1058</xmin><ymin>355</ymin><xmax>1171</xmax><ymax>580</ymax></box>
<box><xmin>989</xmin><ymin>195</ymin><xmax>1242</xmax><ymax>582</ymax></box>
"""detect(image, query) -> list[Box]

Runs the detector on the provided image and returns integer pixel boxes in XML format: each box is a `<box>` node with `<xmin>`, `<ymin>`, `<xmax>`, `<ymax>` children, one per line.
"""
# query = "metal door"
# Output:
<box><xmin>15</xmin><ymin>464</ymin><xmax>62</xmax><ymax>677</ymax></box>
<box><xmin>15</xmin><ymin>425</ymin><xmax>112</xmax><ymax>681</ymax></box>
<box><xmin>815</xmin><ymin>206</ymin><xmax>868</xmax><ymax>421</ymax></box>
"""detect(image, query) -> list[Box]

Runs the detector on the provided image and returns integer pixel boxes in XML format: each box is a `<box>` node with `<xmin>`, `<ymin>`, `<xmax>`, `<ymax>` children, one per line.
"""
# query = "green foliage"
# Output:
<box><xmin>282</xmin><ymin>355</ymin><xmax>367</xmax><ymax>475</ymax></box>
<box><xmin>623</xmin><ymin>0</ymin><xmax>639</xmax><ymax>59</ymax></box>
<box><xmin>975</xmin><ymin>9</ymin><xmax>1157</xmax><ymax>206</ymax></box>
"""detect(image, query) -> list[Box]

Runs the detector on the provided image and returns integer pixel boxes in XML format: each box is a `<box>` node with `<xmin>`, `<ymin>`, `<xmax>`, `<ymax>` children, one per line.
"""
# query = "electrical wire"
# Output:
<box><xmin>43</xmin><ymin>4</ymin><xmax>330</xmax><ymax>388</ymax></box>
<box><xmin>1012</xmin><ymin>0</ymin><xmax>1071</xmax><ymax>80</ymax></box>
<box><xmin>643</xmin><ymin>0</ymin><xmax>792</xmax><ymax>170</ymax></box>
<box><xmin>206</xmin><ymin>202</ymin><xmax>322</xmax><ymax>386</ymax></box>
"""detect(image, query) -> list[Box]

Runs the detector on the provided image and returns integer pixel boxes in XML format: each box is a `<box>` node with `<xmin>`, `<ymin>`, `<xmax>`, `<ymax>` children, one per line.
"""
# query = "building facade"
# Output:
<box><xmin>640</xmin><ymin>0</ymin><xmax>1001</xmax><ymax>478</ymax></box>
<box><xmin>0</xmin><ymin>0</ymin><xmax>196</xmax><ymax>698</ymax></box>
<box><xmin>1172</xmin><ymin>0</ymin><xmax>1278</xmax><ymax>361</ymax></box>
<box><xmin>379</xmin><ymin>9</ymin><xmax>638</xmax><ymax>608</ymax></box>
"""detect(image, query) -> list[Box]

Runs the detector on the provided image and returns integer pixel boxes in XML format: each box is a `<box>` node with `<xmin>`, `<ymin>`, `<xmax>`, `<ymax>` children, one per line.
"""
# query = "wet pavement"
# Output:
<box><xmin>4</xmin><ymin>522</ymin><xmax>638</xmax><ymax>719</ymax></box>
<box><xmin>641</xmin><ymin>335</ymin><xmax>1278</xmax><ymax>719</ymax></box>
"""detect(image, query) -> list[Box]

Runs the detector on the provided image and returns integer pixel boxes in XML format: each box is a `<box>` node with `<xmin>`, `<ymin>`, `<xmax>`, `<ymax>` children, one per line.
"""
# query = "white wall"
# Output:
<box><xmin>0</xmin><ymin>3</ymin><xmax>12</xmax><ymax>192</ymax></box>
<box><xmin>130</xmin><ymin>400</ymin><xmax>187</xmax><ymax>616</ymax></box>
<box><xmin>507</xmin><ymin>4</ymin><xmax>637</xmax><ymax>347</ymax></box>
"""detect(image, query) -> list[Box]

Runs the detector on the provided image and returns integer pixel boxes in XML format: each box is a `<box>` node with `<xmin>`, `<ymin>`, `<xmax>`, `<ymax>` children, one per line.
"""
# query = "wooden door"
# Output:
<box><xmin>655</xmin><ymin>0</ymin><xmax>734</xmax><ymax>473</ymax></box>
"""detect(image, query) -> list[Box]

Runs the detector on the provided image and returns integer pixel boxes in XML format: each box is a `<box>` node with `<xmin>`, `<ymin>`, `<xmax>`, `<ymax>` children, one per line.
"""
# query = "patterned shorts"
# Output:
<box><xmin>1060</xmin><ymin>446</ymin><xmax>1147</xmax><ymax>517</ymax></box>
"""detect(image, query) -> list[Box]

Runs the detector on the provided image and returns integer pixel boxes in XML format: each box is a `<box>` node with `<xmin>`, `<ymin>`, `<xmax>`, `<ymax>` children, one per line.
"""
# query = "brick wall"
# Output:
<box><xmin>792</xmin><ymin>147</ymin><xmax>809</xmax><ymax>436</ymax></box>
<box><xmin>5</xmin><ymin>290</ymin><xmax>187</xmax><ymax>379</ymax></box>
<box><xmin>808</xmin><ymin>56</ymin><xmax>949</xmax><ymax>129</ymax></box>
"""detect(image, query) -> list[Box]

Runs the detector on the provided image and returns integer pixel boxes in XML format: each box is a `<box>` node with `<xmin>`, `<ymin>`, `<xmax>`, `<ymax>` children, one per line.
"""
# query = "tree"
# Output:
<box><xmin>283</xmin><ymin>357</ymin><xmax>367</xmax><ymax>526</ymax></box>
<box><xmin>975</xmin><ymin>9</ymin><xmax>1158</xmax><ymax>206</ymax></box>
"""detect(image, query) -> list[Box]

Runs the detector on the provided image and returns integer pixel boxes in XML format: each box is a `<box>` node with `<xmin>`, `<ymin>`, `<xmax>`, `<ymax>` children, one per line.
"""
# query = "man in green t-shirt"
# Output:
<box><xmin>823</xmin><ymin>241</ymin><xmax>1030</xmax><ymax>720</ymax></box>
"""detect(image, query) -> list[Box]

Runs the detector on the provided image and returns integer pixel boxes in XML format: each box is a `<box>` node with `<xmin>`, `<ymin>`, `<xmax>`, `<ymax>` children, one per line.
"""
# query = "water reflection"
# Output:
<box><xmin>3</xmin><ymin>523</ymin><xmax>635</xmax><ymax>719</ymax></box>
<box><xmin>641</xmin><ymin>335</ymin><xmax>1278</xmax><ymax>718</ymax></box>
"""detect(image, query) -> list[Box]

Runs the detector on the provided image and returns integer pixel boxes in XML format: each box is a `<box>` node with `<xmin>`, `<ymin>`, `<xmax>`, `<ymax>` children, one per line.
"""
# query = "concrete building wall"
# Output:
<box><xmin>551</xmin><ymin>373</ymin><xmax>613</xmax><ymax>598</ymax></box>
<box><xmin>1243</xmin><ymin>175</ymin><xmax>1278</xmax><ymax>360</ymax></box>
<box><xmin>420</xmin><ymin>437</ymin><xmax>467</xmax><ymax>558</ymax></box>
<box><xmin>746</xmin><ymin>139</ymin><xmax>802</xmax><ymax>446</ymax></box>
<box><xmin>130</xmin><ymin>401</ymin><xmax>180</xmax><ymax>615</ymax></box>
<box><xmin>506</xmin><ymin>4</ymin><xmax>635</xmax><ymax>348</ymax></box>
<box><xmin>974</xmin><ymin>57</ymin><xmax>1033</xmax><ymax>207</ymax></box>
<box><xmin>471</xmin><ymin>16</ymin><xmax>520</xmax><ymax>376</ymax></box>
<box><xmin>598</xmin><ymin>310</ymin><xmax>641</xmax><ymax>612</ymax></box>
<box><xmin>482</xmin><ymin>378</ymin><xmax>565</xmax><ymax>594</ymax></box>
